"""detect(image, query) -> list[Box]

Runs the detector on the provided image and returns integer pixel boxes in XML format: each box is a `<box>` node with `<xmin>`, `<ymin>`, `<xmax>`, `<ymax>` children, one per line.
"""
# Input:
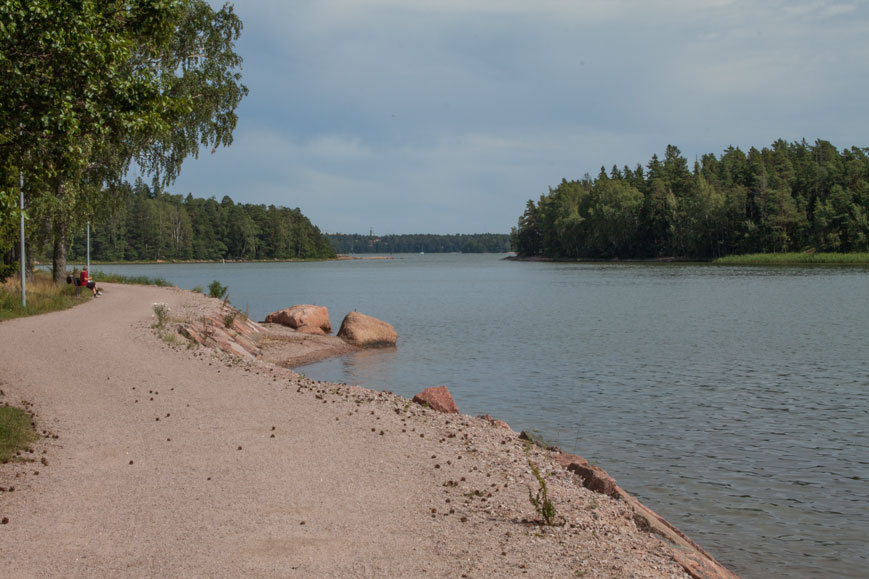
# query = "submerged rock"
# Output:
<box><xmin>337</xmin><ymin>311</ymin><xmax>397</xmax><ymax>347</ymax></box>
<box><xmin>265</xmin><ymin>305</ymin><xmax>331</xmax><ymax>333</ymax></box>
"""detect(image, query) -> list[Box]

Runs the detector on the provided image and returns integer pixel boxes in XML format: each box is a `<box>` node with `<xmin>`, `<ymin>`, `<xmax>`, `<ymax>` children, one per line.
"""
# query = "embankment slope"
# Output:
<box><xmin>0</xmin><ymin>283</ymin><xmax>708</xmax><ymax>577</ymax></box>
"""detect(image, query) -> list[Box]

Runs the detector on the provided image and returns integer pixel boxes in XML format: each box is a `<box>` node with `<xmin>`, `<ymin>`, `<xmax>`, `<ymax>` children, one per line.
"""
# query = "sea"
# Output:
<box><xmin>91</xmin><ymin>254</ymin><xmax>869</xmax><ymax>578</ymax></box>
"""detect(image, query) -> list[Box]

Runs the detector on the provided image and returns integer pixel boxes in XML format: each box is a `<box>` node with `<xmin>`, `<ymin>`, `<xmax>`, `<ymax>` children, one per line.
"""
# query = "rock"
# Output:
<box><xmin>519</xmin><ymin>430</ymin><xmax>559</xmax><ymax>451</ymax></box>
<box><xmin>295</xmin><ymin>325</ymin><xmax>326</xmax><ymax>336</ymax></box>
<box><xmin>337</xmin><ymin>311</ymin><xmax>397</xmax><ymax>347</ymax></box>
<box><xmin>412</xmin><ymin>386</ymin><xmax>459</xmax><ymax>414</ymax></box>
<box><xmin>479</xmin><ymin>414</ymin><xmax>511</xmax><ymax>429</ymax></box>
<box><xmin>264</xmin><ymin>305</ymin><xmax>331</xmax><ymax>333</ymax></box>
<box><xmin>563</xmin><ymin>460</ymin><xmax>620</xmax><ymax>498</ymax></box>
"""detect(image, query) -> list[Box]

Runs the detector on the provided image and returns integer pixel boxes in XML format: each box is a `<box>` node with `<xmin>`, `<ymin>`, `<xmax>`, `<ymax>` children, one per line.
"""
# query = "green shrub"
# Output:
<box><xmin>208</xmin><ymin>280</ymin><xmax>228</xmax><ymax>299</ymax></box>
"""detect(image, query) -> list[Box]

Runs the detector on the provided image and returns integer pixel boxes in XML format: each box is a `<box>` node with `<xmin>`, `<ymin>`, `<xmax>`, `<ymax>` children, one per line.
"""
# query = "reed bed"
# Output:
<box><xmin>89</xmin><ymin>271</ymin><xmax>171</xmax><ymax>287</ymax></box>
<box><xmin>715</xmin><ymin>252</ymin><xmax>869</xmax><ymax>265</ymax></box>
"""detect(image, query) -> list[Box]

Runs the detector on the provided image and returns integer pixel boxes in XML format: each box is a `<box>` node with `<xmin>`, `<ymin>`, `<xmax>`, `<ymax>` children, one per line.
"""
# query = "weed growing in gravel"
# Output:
<box><xmin>152</xmin><ymin>302</ymin><xmax>170</xmax><ymax>329</ymax></box>
<box><xmin>525</xmin><ymin>444</ymin><xmax>559</xmax><ymax>526</ymax></box>
<box><xmin>223</xmin><ymin>308</ymin><xmax>238</xmax><ymax>328</ymax></box>
<box><xmin>201</xmin><ymin>316</ymin><xmax>215</xmax><ymax>341</ymax></box>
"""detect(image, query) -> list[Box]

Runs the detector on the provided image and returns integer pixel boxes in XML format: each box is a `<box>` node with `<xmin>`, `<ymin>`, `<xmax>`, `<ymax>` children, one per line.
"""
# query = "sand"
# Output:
<box><xmin>0</xmin><ymin>283</ymin><xmax>701</xmax><ymax>578</ymax></box>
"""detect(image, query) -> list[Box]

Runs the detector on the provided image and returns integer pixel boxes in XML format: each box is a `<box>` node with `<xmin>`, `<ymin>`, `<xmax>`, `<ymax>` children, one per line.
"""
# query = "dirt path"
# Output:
<box><xmin>0</xmin><ymin>283</ymin><xmax>693</xmax><ymax>578</ymax></box>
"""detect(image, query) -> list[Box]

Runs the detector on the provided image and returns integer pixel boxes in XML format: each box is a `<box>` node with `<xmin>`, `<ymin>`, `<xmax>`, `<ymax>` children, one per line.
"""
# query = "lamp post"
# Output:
<box><xmin>19</xmin><ymin>168</ymin><xmax>25</xmax><ymax>307</ymax></box>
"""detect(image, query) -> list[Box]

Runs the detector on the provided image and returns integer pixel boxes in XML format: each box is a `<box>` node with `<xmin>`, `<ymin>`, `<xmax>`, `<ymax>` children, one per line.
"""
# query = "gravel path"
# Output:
<box><xmin>0</xmin><ymin>283</ymin><xmax>692</xmax><ymax>578</ymax></box>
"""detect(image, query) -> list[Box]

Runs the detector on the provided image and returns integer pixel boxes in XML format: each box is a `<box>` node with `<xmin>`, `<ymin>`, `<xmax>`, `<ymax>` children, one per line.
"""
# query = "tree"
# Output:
<box><xmin>584</xmin><ymin>179</ymin><xmax>643</xmax><ymax>257</ymax></box>
<box><xmin>0</xmin><ymin>1</ymin><xmax>247</xmax><ymax>281</ymax></box>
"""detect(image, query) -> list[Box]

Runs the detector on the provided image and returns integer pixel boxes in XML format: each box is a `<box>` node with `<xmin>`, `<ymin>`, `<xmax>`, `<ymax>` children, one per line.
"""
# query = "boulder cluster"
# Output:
<box><xmin>264</xmin><ymin>305</ymin><xmax>398</xmax><ymax>348</ymax></box>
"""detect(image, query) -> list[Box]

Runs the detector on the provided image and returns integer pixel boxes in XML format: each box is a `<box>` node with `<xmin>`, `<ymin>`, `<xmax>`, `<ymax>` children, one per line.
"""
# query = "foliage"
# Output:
<box><xmin>513</xmin><ymin>140</ymin><xmax>869</xmax><ymax>260</ymax></box>
<box><xmin>0</xmin><ymin>405</ymin><xmax>40</xmax><ymax>462</ymax></box>
<box><xmin>329</xmin><ymin>233</ymin><xmax>511</xmax><ymax>254</ymax></box>
<box><xmin>62</xmin><ymin>182</ymin><xmax>336</xmax><ymax>261</ymax></box>
<box><xmin>0</xmin><ymin>261</ymin><xmax>16</xmax><ymax>283</ymax></box>
<box><xmin>0</xmin><ymin>0</ymin><xmax>248</xmax><ymax>281</ymax></box>
<box><xmin>527</xmin><ymin>459</ymin><xmax>558</xmax><ymax>526</ymax></box>
<box><xmin>208</xmin><ymin>280</ymin><xmax>228</xmax><ymax>300</ymax></box>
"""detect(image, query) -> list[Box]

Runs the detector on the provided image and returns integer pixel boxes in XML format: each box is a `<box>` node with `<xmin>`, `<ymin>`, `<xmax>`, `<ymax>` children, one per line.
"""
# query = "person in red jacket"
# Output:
<box><xmin>80</xmin><ymin>268</ymin><xmax>98</xmax><ymax>297</ymax></box>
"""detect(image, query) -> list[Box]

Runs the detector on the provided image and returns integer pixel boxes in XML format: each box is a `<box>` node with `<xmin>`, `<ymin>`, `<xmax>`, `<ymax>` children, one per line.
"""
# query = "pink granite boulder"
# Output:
<box><xmin>337</xmin><ymin>311</ymin><xmax>397</xmax><ymax>347</ymax></box>
<box><xmin>412</xmin><ymin>386</ymin><xmax>459</xmax><ymax>414</ymax></box>
<box><xmin>295</xmin><ymin>325</ymin><xmax>326</xmax><ymax>336</ymax></box>
<box><xmin>265</xmin><ymin>305</ymin><xmax>331</xmax><ymax>333</ymax></box>
<box><xmin>555</xmin><ymin>453</ymin><xmax>620</xmax><ymax>498</ymax></box>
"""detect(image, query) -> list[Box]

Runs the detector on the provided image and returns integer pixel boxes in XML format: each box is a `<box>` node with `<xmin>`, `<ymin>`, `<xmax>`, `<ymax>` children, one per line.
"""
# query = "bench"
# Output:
<box><xmin>67</xmin><ymin>275</ymin><xmax>94</xmax><ymax>297</ymax></box>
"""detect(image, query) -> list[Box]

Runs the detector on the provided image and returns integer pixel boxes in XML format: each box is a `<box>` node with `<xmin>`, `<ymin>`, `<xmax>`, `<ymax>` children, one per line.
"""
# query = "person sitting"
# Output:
<box><xmin>80</xmin><ymin>267</ymin><xmax>99</xmax><ymax>297</ymax></box>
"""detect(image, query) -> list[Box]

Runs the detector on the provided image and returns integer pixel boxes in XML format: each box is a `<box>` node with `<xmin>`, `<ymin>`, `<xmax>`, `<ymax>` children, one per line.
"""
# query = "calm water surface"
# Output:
<box><xmin>96</xmin><ymin>255</ymin><xmax>869</xmax><ymax>578</ymax></box>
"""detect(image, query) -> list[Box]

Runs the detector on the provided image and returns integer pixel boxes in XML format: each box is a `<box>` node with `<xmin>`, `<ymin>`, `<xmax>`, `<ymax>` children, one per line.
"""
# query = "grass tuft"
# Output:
<box><xmin>0</xmin><ymin>406</ymin><xmax>40</xmax><ymax>463</ymax></box>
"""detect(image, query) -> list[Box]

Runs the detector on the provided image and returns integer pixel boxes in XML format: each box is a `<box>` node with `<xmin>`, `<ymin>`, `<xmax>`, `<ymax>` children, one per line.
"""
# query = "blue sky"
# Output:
<box><xmin>170</xmin><ymin>0</ymin><xmax>869</xmax><ymax>234</ymax></box>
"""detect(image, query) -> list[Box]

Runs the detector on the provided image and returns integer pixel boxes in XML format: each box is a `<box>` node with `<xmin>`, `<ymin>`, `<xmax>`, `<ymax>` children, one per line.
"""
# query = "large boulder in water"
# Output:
<box><xmin>264</xmin><ymin>305</ymin><xmax>331</xmax><ymax>333</ymax></box>
<box><xmin>337</xmin><ymin>311</ymin><xmax>397</xmax><ymax>347</ymax></box>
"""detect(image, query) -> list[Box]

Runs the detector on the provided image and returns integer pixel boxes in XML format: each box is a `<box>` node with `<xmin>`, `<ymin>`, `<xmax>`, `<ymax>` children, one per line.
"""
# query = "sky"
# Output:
<box><xmin>170</xmin><ymin>0</ymin><xmax>869</xmax><ymax>235</ymax></box>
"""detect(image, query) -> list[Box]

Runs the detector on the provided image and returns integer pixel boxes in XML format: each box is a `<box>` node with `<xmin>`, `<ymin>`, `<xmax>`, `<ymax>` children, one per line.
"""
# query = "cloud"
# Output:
<box><xmin>179</xmin><ymin>0</ymin><xmax>869</xmax><ymax>233</ymax></box>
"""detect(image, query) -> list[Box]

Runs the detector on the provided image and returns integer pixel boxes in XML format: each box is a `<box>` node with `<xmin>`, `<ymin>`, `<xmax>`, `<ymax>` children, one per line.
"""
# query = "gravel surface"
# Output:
<box><xmin>0</xmin><ymin>283</ymin><xmax>691</xmax><ymax>578</ymax></box>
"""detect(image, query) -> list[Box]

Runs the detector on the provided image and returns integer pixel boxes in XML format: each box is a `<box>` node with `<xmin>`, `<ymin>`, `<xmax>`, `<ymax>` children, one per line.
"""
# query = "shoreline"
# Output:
<box><xmin>506</xmin><ymin>252</ymin><xmax>869</xmax><ymax>265</ymax></box>
<box><xmin>0</xmin><ymin>283</ymin><xmax>737</xmax><ymax>577</ymax></box>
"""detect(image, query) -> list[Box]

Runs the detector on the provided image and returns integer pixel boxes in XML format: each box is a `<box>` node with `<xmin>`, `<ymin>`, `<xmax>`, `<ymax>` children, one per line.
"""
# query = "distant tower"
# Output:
<box><xmin>369</xmin><ymin>228</ymin><xmax>374</xmax><ymax>237</ymax></box>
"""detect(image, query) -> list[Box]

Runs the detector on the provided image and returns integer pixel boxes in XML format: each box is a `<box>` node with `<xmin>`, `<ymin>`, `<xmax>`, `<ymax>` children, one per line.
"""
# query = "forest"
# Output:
<box><xmin>511</xmin><ymin>139</ymin><xmax>869</xmax><ymax>259</ymax></box>
<box><xmin>328</xmin><ymin>233</ymin><xmax>510</xmax><ymax>254</ymax></box>
<box><xmin>65</xmin><ymin>180</ymin><xmax>335</xmax><ymax>262</ymax></box>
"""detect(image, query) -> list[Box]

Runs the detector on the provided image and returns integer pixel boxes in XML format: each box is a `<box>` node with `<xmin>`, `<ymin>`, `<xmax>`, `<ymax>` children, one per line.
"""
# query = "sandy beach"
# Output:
<box><xmin>0</xmin><ymin>283</ymin><xmax>727</xmax><ymax>578</ymax></box>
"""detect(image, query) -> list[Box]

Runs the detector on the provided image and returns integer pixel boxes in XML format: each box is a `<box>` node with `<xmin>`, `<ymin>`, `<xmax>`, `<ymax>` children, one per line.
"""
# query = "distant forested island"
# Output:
<box><xmin>66</xmin><ymin>180</ymin><xmax>336</xmax><ymax>262</ymax></box>
<box><xmin>512</xmin><ymin>139</ymin><xmax>869</xmax><ymax>259</ymax></box>
<box><xmin>328</xmin><ymin>233</ymin><xmax>510</xmax><ymax>254</ymax></box>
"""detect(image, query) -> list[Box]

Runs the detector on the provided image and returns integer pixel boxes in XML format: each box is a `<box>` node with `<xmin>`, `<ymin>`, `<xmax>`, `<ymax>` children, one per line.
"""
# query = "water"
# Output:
<box><xmin>94</xmin><ymin>255</ymin><xmax>869</xmax><ymax>578</ymax></box>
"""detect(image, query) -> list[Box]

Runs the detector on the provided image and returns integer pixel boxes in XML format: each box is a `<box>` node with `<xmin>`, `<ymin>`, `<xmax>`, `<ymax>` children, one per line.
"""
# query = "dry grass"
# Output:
<box><xmin>0</xmin><ymin>271</ymin><xmax>84</xmax><ymax>321</ymax></box>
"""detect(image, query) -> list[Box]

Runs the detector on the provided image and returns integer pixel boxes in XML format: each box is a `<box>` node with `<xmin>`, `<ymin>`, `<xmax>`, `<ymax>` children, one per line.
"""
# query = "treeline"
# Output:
<box><xmin>512</xmin><ymin>139</ymin><xmax>869</xmax><ymax>259</ymax></box>
<box><xmin>329</xmin><ymin>233</ymin><xmax>511</xmax><ymax>254</ymax></box>
<box><xmin>66</xmin><ymin>180</ymin><xmax>335</xmax><ymax>262</ymax></box>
